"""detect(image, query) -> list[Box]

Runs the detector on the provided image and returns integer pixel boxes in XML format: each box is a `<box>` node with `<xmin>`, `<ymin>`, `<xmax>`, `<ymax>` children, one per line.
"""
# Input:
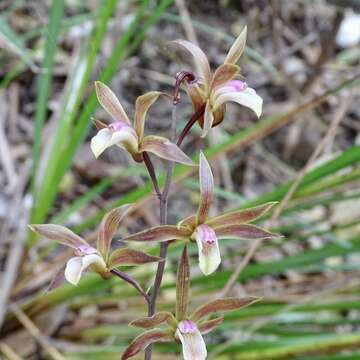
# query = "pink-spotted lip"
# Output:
<box><xmin>195</xmin><ymin>224</ymin><xmax>217</xmax><ymax>245</ymax></box>
<box><xmin>226</xmin><ymin>80</ymin><xmax>248</xmax><ymax>92</ymax></box>
<box><xmin>74</xmin><ymin>245</ymin><xmax>98</xmax><ymax>256</ymax></box>
<box><xmin>178</xmin><ymin>320</ymin><xmax>197</xmax><ymax>334</ymax></box>
<box><xmin>108</xmin><ymin>121</ymin><xmax>130</xmax><ymax>132</ymax></box>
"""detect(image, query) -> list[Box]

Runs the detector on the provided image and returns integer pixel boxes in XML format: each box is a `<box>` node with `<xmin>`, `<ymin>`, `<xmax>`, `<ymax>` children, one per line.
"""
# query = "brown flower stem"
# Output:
<box><xmin>176</xmin><ymin>104</ymin><xmax>206</xmax><ymax>146</ymax></box>
<box><xmin>143</xmin><ymin>151</ymin><xmax>161</xmax><ymax>199</ymax></box>
<box><xmin>145</xmin><ymin>105</ymin><xmax>177</xmax><ymax>360</ymax></box>
<box><xmin>110</xmin><ymin>268</ymin><xmax>150</xmax><ymax>304</ymax></box>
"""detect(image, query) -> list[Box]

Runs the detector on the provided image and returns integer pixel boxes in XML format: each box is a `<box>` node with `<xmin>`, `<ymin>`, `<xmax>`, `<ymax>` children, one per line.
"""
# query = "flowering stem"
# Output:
<box><xmin>176</xmin><ymin>104</ymin><xmax>206</xmax><ymax>146</ymax></box>
<box><xmin>144</xmin><ymin>105</ymin><xmax>177</xmax><ymax>360</ymax></box>
<box><xmin>143</xmin><ymin>152</ymin><xmax>162</xmax><ymax>199</ymax></box>
<box><xmin>145</xmin><ymin>104</ymin><xmax>202</xmax><ymax>360</ymax></box>
<box><xmin>110</xmin><ymin>268</ymin><xmax>150</xmax><ymax>304</ymax></box>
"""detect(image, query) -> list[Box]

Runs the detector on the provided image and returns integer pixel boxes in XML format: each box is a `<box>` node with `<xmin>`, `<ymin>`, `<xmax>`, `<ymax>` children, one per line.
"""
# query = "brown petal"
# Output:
<box><xmin>190</xmin><ymin>297</ymin><xmax>260</xmax><ymax>322</ymax></box>
<box><xmin>186</xmin><ymin>82</ymin><xmax>206</xmax><ymax>112</ymax></box>
<box><xmin>121</xmin><ymin>329</ymin><xmax>172</xmax><ymax>360</ymax></box>
<box><xmin>122</xmin><ymin>225</ymin><xmax>190</xmax><ymax>242</ymax></box>
<box><xmin>97</xmin><ymin>204</ymin><xmax>133</xmax><ymax>259</ymax></box>
<box><xmin>46</xmin><ymin>267</ymin><xmax>66</xmax><ymax>292</ymax></box>
<box><xmin>201</xmin><ymin>101</ymin><xmax>214</xmax><ymax>138</ymax></box>
<box><xmin>215</xmin><ymin>224</ymin><xmax>280</xmax><ymax>240</ymax></box>
<box><xmin>94</xmin><ymin>81</ymin><xmax>131</xmax><ymax>125</ymax></box>
<box><xmin>210</xmin><ymin>63</ymin><xmax>240</xmax><ymax>91</ymax></box>
<box><xmin>92</xmin><ymin>118</ymin><xmax>107</xmax><ymax>130</ymax></box>
<box><xmin>196</xmin><ymin>152</ymin><xmax>214</xmax><ymax>224</ymax></box>
<box><xmin>108</xmin><ymin>248</ymin><xmax>160</xmax><ymax>268</ymax></box>
<box><xmin>169</xmin><ymin>39</ymin><xmax>212</xmax><ymax>88</ymax></box>
<box><xmin>206</xmin><ymin>202</ymin><xmax>277</xmax><ymax>229</ymax></box>
<box><xmin>28</xmin><ymin>224</ymin><xmax>87</xmax><ymax>249</ymax></box>
<box><xmin>134</xmin><ymin>91</ymin><xmax>162</xmax><ymax>140</ymax></box>
<box><xmin>130</xmin><ymin>311</ymin><xmax>176</xmax><ymax>329</ymax></box>
<box><xmin>140</xmin><ymin>135</ymin><xmax>193</xmax><ymax>165</ymax></box>
<box><xmin>224</xmin><ymin>26</ymin><xmax>247</xmax><ymax>64</ymax></box>
<box><xmin>176</xmin><ymin>246</ymin><xmax>190</xmax><ymax>321</ymax></box>
<box><xmin>198</xmin><ymin>316</ymin><xmax>224</xmax><ymax>335</ymax></box>
<box><xmin>178</xmin><ymin>215</ymin><xmax>197</xmax><ymax>232</ymax></box>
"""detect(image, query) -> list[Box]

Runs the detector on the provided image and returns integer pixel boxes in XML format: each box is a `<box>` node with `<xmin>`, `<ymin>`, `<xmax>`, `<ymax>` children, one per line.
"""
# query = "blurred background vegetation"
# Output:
<box><xmin>0</xmin><ymin>0</ymin><xmax>360</xmax><ymax>359</ymax></box>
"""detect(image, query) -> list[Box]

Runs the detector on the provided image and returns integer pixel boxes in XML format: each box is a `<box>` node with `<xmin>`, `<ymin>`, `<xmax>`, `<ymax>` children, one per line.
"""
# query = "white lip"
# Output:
<box><xmin>176</xmin><ymin>322</ymin><xmax>207</xmax><ymax>360</ymax></box>
<box><xmin>90</xmin><ymin>127</ymin><xmax>138</xmax><ymax>158</ymax></box>
<box><xmin>64</xmin><ymin>254</ymin><xmax>106</xmax><ymax>285</ymax></box>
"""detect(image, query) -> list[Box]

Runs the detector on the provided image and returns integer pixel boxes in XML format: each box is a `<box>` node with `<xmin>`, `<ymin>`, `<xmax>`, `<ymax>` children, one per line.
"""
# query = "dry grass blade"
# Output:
<box><xmin>0</xmin><ymin>342</ymin><xmax>24</xmax><ymax>360</ymax></box>
<box><xmin>0</xmin><ymin>96</ymin><xmax>17</xmax><ymax>192</ymax></box>
<box><xmin>9</xmin><ymin>305</ymin><xmax>65</xmax><ymax>360</ymax></box>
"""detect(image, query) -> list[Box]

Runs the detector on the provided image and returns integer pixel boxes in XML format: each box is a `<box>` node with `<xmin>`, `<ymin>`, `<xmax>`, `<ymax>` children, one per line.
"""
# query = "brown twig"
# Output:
<box><xmin>175</xmin><ymin>0</ymin><xmax>199</xmax><ymax>45</ymax></box>
<box><xmin>0</xmin><ymin>93</ymin><xmax>17</xmax><ymax>193</ymax></box>
<box><xmin>301</xmin><ymin>11</ymin><xmax>343</xmax><ymax>93</ymax></box>
<box><xmin>0</xmin><ymin>163</ymin><xmax>31</xmax><ymax>329</ymax></box>
<box><xmin>219</xmin><ymin>94</ymin><xmax>353</xmax><ymax>298</ymax></box>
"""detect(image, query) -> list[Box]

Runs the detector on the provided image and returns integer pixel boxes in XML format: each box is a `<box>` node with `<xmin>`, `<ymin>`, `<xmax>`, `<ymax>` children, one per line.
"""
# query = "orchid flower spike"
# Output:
<box><xmin>122</xmin><ymin>152</ymin><xmax>280</xmax><ymax>276</ymax></box>
<box><xmin>169</xmin><ymin>26</ymin><xmax>263</xmax><ymax>137</ymax></box>
<box><xmin>29</xmin><ymin>205</ymin><xmax>159</xmax><ymax>286</ymax></box>
<box><xmin>121</xmin><ymin>246</ymin><xmax>260</xmax><ymax>359</ymax></box>
<box><xmin>91</xmin><ymin>81</ymin><xmax>193</xmax><ymax>165</ymax></box>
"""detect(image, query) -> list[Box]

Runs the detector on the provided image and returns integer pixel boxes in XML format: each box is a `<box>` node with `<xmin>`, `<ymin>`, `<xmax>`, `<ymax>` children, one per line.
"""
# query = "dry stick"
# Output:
<box><xmin>219</xmin><ymin>94</ymin><xmax>353</xmax><ymax>298</ymax></box>
<box><xmin>10</xmin><ymin>304</ymin><xmax>65</xmax><ymax>360</ymax></box>
<box><xmin>0</xmin><ymin>164</ymin><xmax>32</xmax><ymax>329</ymax></box>
<box><xmin>0</xmin><ymin>96</ymin><xmax>17</xmax><ymax>193</ymax></box>
<box><xmin>175</xmin><ymin>0</ymin><xmax>199</xmax><ymax>45</ymax></box>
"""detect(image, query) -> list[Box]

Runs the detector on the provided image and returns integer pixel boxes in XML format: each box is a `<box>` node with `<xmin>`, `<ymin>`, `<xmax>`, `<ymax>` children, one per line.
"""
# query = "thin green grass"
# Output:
<box><xmin>30</xmin><ymin>0</ymin><xmax>174</xmax><ymax>239</ymax></box>
<box><xmin>31</xmin><ymin>0</ymin><xmax>65</xmax><ymax>195</ymax></box>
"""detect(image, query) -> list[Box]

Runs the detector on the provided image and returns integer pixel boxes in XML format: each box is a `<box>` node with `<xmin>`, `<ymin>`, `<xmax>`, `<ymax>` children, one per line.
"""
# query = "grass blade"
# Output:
<box><xmin>31</xmin><ymin>0</ymin><xmax>65</xmax><ymax>194</ymax></box>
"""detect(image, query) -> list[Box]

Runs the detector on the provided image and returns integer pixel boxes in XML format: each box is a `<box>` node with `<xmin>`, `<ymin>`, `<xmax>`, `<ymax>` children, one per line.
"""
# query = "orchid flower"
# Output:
<box><xmin>91</xmin><ymin>81</ymin><xmax>193</xmax><ymax>165</ymax></box>
<box><xmin>122</xmin><ymin>152</ymin><xmax>279</xmax><ymax>275</ymax></box>
<box><xmin>29</xmin><ymin>205</ymin><xmax>159</xmax><ymax>286</ymax></box>
<box><xmin>170</xmin><ymin>26</ymin><xmax>263</xmax><ymax>137</ymax></box>
<box><xmin>121</xmin><ymin>246</ymin><xmax>259</xmax><ymax>359</ymax></box>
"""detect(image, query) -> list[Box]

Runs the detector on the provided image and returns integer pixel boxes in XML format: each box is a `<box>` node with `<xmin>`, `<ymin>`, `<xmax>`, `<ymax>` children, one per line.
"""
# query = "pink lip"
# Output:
<box><xmin>178</xmin><ymin>319</ymin><xmax>197</xmax><ymax>334</ymax></box>
<box><xmin>74</xmin><ymin>245</ymin><xmax>97</xmax><ymax>256</ymax></box>
<box><xmin>227</xmin><ymin>80</ymin><xmax>248</xmax><ymax>92</ymax></box>
<box><xmin>108</xmin><ymin>121</ymin><xmax>128</xmax><ymax>132</ymax></box>
<box><xmin>196</xmin><ymin>224</ymin><xmax>217</xmax><ymax>245</ymax></box>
